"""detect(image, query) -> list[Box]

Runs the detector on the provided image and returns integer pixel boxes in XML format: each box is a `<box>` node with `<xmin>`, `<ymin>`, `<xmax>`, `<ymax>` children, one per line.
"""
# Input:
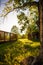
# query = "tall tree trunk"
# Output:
<box><xmin>39</xmin><ymin>0</ymin><xmax>43</xmax><ymax>61</ymax></box>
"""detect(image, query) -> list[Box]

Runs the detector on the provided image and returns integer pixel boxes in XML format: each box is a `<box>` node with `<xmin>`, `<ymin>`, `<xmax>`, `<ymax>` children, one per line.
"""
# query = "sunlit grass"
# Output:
<box><xmin>19</xmin><ymin>39</ymin><xmax>40</xmax><ymax>46</ymax></box>
<box><xmin>18</xmin><ymin>39</ymin><xmax>33</xmax><ymax>45</ymax></box>
<box><xmin>0</xmin><ymin>39</ymin><xmax>40</xmax><ymax>65</ymax></box>
<box><xmin>31</xmin><ymin>42</ymin><xmax>40</xmax><ymax>47</ymax></box>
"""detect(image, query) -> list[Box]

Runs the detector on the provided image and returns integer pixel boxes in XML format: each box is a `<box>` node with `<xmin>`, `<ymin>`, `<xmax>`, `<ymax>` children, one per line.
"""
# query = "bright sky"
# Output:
<box><xmin>0</xmin><ymin>11</ymin><xmax>19</xmax><ymax>31</ymax></box>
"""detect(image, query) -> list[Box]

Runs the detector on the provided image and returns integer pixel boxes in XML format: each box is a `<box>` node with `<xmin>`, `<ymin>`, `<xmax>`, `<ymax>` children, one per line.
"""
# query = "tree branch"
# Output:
<box><xmin>3</xmin><ymin>2</ymin><xmax>39</xmax><ymax>17</ymax></box>
<box><xmin>14</xmin><ymin>2</ymin><xmax>39</xmax><ymax>9</ymax></box>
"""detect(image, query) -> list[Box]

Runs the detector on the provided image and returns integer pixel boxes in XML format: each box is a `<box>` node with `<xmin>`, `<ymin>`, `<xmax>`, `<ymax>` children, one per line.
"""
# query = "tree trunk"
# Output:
<box><xmin>39</xmin><ymin>0</ymin><xmax>43</xmax><ymax>61</ymax></box>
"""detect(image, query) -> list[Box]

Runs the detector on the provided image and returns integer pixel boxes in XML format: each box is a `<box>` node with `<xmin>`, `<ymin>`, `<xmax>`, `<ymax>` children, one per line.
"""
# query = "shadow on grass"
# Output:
<box><xmin>32</xmin><ymin>39</ymin><xmax>40</xmax><ymax>42</ymax></box>
<box><xmin>24</xmin><ymin>44</ymin><xmax>40</xmax><ymax>51</ymax></box>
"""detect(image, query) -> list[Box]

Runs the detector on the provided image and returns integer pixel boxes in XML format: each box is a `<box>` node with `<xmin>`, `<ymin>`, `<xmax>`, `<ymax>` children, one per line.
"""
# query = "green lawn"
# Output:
<box><xmin>0</xmin><ymin>39</ymin><xmax>40</xmax><ymax>65</ymax></box>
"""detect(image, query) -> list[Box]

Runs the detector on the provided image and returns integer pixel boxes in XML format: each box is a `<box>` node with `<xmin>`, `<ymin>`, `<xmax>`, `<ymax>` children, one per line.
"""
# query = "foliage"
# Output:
<box><xmin>1</xmin><ymin>0</ymin><xmax>39</xmax><ymax>17</ymax></box>
<box><xmin>11</xmin><ymin>25</ymin><xmax>19</xmax><ymax>34</ymax></box>
<box><xmin>17</xmin><ymin>5</ymin><xmax>39</xmax><ymax>35</ymax></box>
<box><xmin>5</xmin><ymin>0</ymin><xmax>37</xmax><ymax>8</ymax></box>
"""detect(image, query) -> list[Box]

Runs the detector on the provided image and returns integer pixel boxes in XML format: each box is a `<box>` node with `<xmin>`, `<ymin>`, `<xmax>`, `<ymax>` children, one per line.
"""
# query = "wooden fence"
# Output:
<box><xmin>0</xmin><ymin>30</ymin><xmax>17</xmax><ymax>42</ymax></box>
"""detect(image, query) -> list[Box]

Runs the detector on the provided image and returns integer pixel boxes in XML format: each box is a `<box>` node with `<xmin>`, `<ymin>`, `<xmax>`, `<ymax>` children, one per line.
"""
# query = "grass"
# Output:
<box><xmin>0</xmin><ymin>39</ymin><xmax>40</xmax><ymax>65</ymax></box>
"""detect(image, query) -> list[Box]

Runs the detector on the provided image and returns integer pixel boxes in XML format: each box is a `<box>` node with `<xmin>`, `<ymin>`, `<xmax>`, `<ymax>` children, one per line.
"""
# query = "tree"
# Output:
<box><xmin>1</xmin><ymin>0</ymin><xmax>38</xmax><ymax>17</ymax></box>
<box><xmin>17</xmin><ymin>6</ymin><xmax>39</xmax><ymax>39</ymax></box>
<box><xmin>26</xmin><ymin>23</ymin><xmax>39</xmax><ymax>39</ymax></box>
<box><xmin>11</xmin><ymin>25</ymin><xmax>18</xmax><ymax>34</ymax></box>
